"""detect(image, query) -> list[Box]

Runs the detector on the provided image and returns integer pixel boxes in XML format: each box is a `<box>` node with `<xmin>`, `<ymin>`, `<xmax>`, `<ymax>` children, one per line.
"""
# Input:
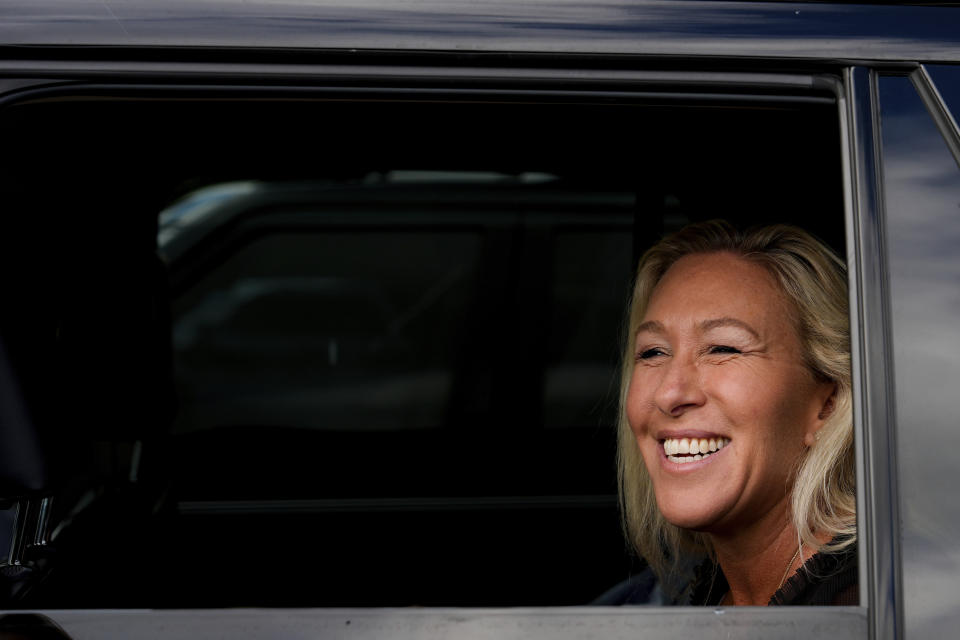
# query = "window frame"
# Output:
<box><xmin>843</xmin><ymin>66</ymin><xmax>903</xmax><ymax>640</ymax></box>
<box><xmin>1</xmin><ymin>63</ymin><xmax>875</xmax><ymax>638</ymax></box>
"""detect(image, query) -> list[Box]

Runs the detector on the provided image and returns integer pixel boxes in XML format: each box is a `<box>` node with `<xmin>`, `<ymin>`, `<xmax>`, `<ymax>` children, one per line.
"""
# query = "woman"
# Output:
<box><xmin>613</xmin><ymin>220</ymin><xmax>856</xmax><ymax>606</ymax></box>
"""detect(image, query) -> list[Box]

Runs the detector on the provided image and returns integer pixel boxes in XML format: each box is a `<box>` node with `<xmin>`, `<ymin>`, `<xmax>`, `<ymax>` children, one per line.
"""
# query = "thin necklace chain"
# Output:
<box><xmin>721</xmin><ymin>545</ymin><xmax>804</xmax><ymax>605</ymax></box>
<box><xmin>777</xmin><ymin>546</ymin><xmax>803</xmax><ymax>590</ymax></box>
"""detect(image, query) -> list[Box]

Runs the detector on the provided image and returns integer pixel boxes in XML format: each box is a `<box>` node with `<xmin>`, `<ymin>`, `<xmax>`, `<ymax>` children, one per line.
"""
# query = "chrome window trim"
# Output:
<box><xmin>38</xmin><ymin>606</ymin><xmax>867</xmax><ymax>640</ymax></box>
<box><xmin>0</xmin><ymin>63</ymin><xmax>825</xmax><ymax>90</ymax></box>
<box><xmin>0</xmin><ymin>69</ymin><xmax>838</xmax><ymax>115</ymax></box>
<box><xmin>844</xmin><ymin>66</ymin><xmax>903</xmax><ymax>640</ymax></box>
<box><xmin>0</xmin><ymin>83</ymin><xmax>837</xmax><ymax>112</ymax></box>
<box><xmin>837</xmin><ymin>69</ymin><xmax>865</xmax><ymax>612</ymax></box>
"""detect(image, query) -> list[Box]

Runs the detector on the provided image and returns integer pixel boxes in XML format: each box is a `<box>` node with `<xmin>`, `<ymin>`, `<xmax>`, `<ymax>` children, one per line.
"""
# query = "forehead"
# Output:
<box><xmin>642</xmin><ymin>251</ymin><xmax>793</xmax><ymax>329</ymax></box>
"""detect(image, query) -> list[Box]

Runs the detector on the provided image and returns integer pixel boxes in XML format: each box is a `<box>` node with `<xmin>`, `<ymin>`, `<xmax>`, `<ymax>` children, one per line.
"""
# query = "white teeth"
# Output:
<box><xmin>667</xmin><ymin>452</ymin><xmax>712</xmax><ymax>464</ymax></box>
<box><xmin>663</xmin><ymin>437</ymin><xmax>729</xmax><ymax>463</ymax></box>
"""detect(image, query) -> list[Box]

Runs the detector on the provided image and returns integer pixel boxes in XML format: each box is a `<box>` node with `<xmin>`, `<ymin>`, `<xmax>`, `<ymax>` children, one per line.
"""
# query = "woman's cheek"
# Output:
<box><xmin>625</xmin><ymin>372</ymin><xmax>653</xmax><ymax>438</ymax></box>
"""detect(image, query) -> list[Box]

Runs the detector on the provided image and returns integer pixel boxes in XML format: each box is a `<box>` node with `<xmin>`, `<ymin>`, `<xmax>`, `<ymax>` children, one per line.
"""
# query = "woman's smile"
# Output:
<box><xmin>660</xmin><ymin>436</ymin><xmax>730</xmax><ymax>465</ymax></box>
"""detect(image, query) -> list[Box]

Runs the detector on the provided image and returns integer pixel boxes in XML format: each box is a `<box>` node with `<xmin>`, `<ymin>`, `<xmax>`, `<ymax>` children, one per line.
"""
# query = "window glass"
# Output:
<box><xmin>878</xmin><ymin>74</ymin><xmax>960</xmax><ymax>637</ymax></box>
<box><xmin>171</xmin><ymin>229</ymin><xmax>482</xmax><ymax>433</ymax></box>
<box><xmin>545</xmin><ymin>229</ymin><xmax>632</xmax><ymax>429</ymax></box>
<box><xmin>160</xmin><ymin>184</ymin><xmax>636</xmax><ymax>606</ymax></box>
<box><xmin>925</xmin><ymin>64</ymin><xmax>960</xmax><ymax>126</ymax></box>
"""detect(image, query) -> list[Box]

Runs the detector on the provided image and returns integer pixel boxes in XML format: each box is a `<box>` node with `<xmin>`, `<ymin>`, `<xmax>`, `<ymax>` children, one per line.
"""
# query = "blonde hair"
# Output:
<box><xmin>617</xmin><ymin>220</ymin><xmax>855</xmax><ymax>583</ymax></box>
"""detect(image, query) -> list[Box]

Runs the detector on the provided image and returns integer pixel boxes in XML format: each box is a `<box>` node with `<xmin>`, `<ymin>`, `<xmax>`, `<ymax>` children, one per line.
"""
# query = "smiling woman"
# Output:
<box><xmin>613</xmin><ymin>221</ymin><xmax>856</xmax><ymax>606</ymax></box>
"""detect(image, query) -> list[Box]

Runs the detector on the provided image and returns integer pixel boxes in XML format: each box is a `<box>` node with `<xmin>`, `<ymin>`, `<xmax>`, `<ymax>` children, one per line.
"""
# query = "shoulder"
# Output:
<box><xmin>594</xmin><ymin>555</ymin><xmax>706</xmax><ymax>606</ymax></box>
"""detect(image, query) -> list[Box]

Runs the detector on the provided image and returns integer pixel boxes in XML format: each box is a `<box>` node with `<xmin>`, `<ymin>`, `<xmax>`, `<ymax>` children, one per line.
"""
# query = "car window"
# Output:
<box><xmin>0</xmin><ymin>82</ymin><xmax>847</xmax><ymax>609</ymax></box>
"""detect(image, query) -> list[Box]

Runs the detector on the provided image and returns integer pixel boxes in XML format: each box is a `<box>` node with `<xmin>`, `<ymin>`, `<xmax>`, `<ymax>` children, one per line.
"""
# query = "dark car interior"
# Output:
<box><xmin>0</xmin><ymin>78</ymin><xmax>845</xmax><ymax>607</ymax></box>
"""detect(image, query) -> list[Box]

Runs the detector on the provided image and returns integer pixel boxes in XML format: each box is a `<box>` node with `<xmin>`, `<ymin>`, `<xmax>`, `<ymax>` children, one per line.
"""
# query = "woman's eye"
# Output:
<box><xmin>709</xmin><ymin>345</ymin><xmax>741</xmax><ymax>355</ymax></box>
<box><xmin>637</xmin><ymin>348</ymin><xmax>666</xmax><ymax>360</ymax></box>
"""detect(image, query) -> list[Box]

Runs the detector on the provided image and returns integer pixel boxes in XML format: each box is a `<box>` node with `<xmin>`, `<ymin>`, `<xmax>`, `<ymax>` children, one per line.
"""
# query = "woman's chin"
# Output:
<box><xmin>656</xmin><ymin>495</ymin><xmax>733</xmax><ymax>532</ymax></box>
<box><xmin>661</xmin><ymin>513</ymin><xmax>718</xmax><ymax>532</ymax></box>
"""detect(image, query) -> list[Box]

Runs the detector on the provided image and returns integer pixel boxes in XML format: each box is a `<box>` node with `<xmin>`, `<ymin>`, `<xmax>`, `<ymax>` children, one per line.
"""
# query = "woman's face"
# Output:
<box><xmin>626</xmin><ymin>252</ymin><xmax>834</xmax><ymax>535</ymax></box>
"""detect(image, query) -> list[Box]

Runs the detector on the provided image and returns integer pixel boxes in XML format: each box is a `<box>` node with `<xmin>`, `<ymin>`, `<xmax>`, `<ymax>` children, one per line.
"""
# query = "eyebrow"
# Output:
<box><xmin>634</xmin><ymin>320</ymin><xmax>665</xmax><ymax>335</ymax></box>
<box><xmin>699</xmin><ymin>317</ymin><xmax>761</xmax><ymax>339</ymax></box>
<box><xmin>634</xmin><ymin>317</ymin><xmax>760</xmax><ymax>339</ymax></box>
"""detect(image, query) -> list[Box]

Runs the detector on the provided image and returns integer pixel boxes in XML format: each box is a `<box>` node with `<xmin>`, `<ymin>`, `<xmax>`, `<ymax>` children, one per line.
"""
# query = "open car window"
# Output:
<box><xmin>0</xmin><ymin>66</ymin><xmax>866</xmax><ymax>631</ymax></box>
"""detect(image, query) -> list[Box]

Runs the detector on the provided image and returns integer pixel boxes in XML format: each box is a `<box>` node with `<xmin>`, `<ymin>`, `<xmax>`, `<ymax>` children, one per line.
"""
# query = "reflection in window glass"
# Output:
<box><xmin>0</xmin><ymin>503</ymin><xmax>16</xmax><ymax>565</ymax></box>
<box><xmin>878</xmin><ymin>75</ymin><xmax>960</xmax><ymax>638</ymax></box>
<box><xmin>545</xmin><ymin>230</ymin><xmax>632</xmax><ymax>429</ymax></box>
<box><xmin>926</xmin><ymin>64</ymin><xmax>960</xmax><ymax>129</ymax></box>
<box><xmin>161</xmin><ymin>192</ymin><xmax>636</xmax><ymax>604</ymax></box>
<box><xmin>173</xmin><ymin>231</ymin><xmax>482</xmax><ymax>432</ymax></box>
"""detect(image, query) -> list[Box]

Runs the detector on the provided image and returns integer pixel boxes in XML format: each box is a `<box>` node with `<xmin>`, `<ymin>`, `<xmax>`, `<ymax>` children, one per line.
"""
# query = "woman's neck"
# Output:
<box><xmin>708</xmin><ymin>503</ymin><xmax>813</xmax><ymax>606</ymax></box>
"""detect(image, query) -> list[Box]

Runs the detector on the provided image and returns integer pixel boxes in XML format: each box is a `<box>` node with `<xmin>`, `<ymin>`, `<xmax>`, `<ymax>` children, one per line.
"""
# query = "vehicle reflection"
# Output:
<box><xmin>174</xmin><ymin>276</ymin><xmax>448</xmax><ymax>431</ymax></box>
<box><xmin>879</xmin><ymin>73</ymin><xmax>960</xmax><ymax>638</ymax></box>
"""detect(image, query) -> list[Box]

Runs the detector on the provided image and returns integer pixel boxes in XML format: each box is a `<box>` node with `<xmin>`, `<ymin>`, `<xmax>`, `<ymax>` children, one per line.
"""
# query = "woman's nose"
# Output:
<box><xmin>654</xmin><ymin>359</ymin><xmax>706</xmax><ymax>417</ymax></box>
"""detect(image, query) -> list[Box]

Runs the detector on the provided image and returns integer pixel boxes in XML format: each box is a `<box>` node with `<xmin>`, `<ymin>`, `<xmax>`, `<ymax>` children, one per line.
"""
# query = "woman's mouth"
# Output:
<box><xmin>661</xmin><ymin>437</ymin><xmax>730</xmax><ymax>464</ymax></box>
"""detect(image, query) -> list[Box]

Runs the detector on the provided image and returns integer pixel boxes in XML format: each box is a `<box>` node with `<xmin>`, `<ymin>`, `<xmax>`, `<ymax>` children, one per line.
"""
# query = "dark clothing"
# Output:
<box><xmin>595</xmin><ymin>537</ymin><xmax>857</xmax><ymax>606</ymax></box>
<box><xmin>771</xmin><ymin>540</ymin><xmax>858</xmax><ymax>605</ymax></box>
<box><xmin>592</xmin><ymin>568</ymin><xmax>661</xmax><ymax>606</ymax></box>
<box><xmin>689</xmin><ymin>538</ymin><xmax>858</xmax><ymax>605</ymax></box>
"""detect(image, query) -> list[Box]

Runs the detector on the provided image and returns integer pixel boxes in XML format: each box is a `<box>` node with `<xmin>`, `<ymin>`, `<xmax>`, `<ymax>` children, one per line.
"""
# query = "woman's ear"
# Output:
<box><xmin>817</xmin><ymin>384</ymin><xmax>837</xmax><ymax>420</ymax></box>
<box><xmin>805</xmin><ymin>383</ymin><xmax>837</xmax><ymax>446</ymax></box>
